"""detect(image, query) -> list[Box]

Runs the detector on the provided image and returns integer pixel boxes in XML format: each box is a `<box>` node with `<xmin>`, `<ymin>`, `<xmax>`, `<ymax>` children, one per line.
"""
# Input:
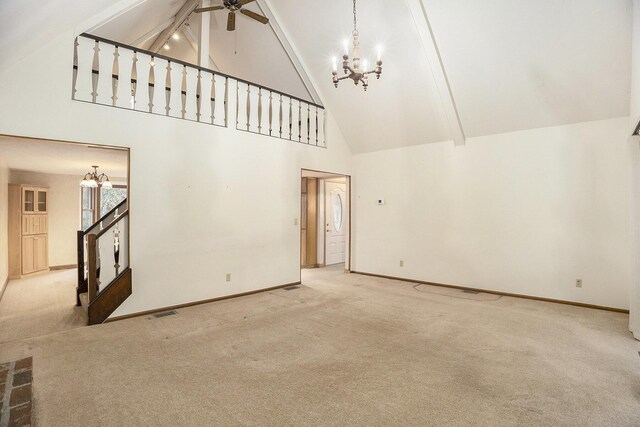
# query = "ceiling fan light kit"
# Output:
<box><xmin>195</xmin><ymin>0</ymin><xmax>269</xmax><ymax>32</ymax></box>
<box><xmin>332</xmin><ymin>0</ymin><xmax>383</xmax><ymax>91</ymax></box>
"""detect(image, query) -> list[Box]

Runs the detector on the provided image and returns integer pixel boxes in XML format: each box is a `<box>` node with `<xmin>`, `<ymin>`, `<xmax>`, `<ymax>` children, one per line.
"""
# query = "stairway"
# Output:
<box><xmin>76</xmin><ymin>199</ymin><xmax>132</xmax><ymax>325</ymax></box>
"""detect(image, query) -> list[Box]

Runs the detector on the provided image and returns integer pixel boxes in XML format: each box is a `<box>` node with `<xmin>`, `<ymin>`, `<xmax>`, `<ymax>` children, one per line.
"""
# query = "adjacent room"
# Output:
<box><xmin>0</xmin><ymin>0</ymin><xmax>639</xmax><ymax>425</ymax></box>
<box><xmin>0</xmin><ymin>136</ymin><xmax>129</xmax><ymax>341</ymax></box>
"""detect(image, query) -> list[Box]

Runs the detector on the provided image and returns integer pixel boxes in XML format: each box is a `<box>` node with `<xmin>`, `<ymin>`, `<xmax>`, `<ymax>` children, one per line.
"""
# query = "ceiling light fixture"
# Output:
<box><xmin>332</xmin><ymin>0</ymin><xmax>382</xmax><ymax>91</ymax></box>
<box><xmin>80</xmin><ymin>166</ymin><xmax>112</xmax><ymax>189</ymax></box>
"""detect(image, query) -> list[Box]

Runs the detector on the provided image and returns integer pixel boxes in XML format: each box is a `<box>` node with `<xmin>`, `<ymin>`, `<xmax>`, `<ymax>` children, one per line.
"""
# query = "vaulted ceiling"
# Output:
<box><xmin>0</xmin><ymin>0</ymin><xmax>632</xmax><ymax>154</ymax></box>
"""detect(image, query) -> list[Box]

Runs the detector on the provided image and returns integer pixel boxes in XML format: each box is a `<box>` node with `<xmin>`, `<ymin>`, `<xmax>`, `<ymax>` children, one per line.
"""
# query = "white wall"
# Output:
<box><xmin>352</xmin><ymin>117</ymin><xmax>631</xmax><ymax>310</ymax></box>
<box><xmin>628</xmin><ymin>0</ymin><xmax>640</xmax><ymax>339</ymax></box>
<box><xmin>9</xmin><ymin>170</ymin><xmax>82</xmax><ymax>267</ymax></box>
<box><xmin>0</xmin><ymin>162</ymin><xmax>9</xmax><ymax>292</ymax></box>
<box><xmin>0</xmin><ymin>29</ymin><xmax>352</xmax><ymax>317</ymax></box>
<box><xmin>631</xmin><ymin>0</ymin><xmax>640</xmax><ymax>132</ymax></box>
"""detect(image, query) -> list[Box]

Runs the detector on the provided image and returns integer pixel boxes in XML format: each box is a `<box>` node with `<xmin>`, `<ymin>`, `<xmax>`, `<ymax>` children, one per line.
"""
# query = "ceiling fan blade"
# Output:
<box><xmin>240</xmin><ymin>8</ymin><xmax>269</xmax><ymax>25</ymax></box>
<box><xmin>240</xmin><ymin>0</ymin><xmax>257</xmax><ymax>4</ymax></box>
<box><xmin>194</xmin><ymin>5</ymin><xmax>224</xmax><ymax>13</ymax></box>
<box><xmin>227</xmin><ymin>11</ymin><xmax>236</xmax><ymax>31</ymax></box>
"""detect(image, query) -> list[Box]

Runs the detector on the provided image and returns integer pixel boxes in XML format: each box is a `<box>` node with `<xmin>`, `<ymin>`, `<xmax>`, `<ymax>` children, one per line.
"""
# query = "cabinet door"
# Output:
<box><xmin>21</xmin><ymin>236</ymin><xmax>36</xmax><ymax>274</ymax></box>
<box><xmin>22</xmin><ymin>188</ymin><xmax>35</xmax><ymax>213</ymax></box>
<box><xmin>21</xmin><ymin>216</ymin><xmax>32</xmax><ymax>235</ymax></box>
<box><xmin>36</xmin><ymin>189</ymin><xmax>47</xmax><ymax>213</ymax></box>
<box><xmin>35</xmin><ymin>236</ymin><xmax>48</xmax><ymax>271</ymax></box>
<box><xmin>38</xmin><ymin>215</ymin><xmax>48</xmax><ymax>234</ymax></box>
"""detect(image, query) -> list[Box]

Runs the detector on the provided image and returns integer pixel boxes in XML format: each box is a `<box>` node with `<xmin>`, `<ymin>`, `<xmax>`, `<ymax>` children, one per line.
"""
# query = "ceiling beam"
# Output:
<box><xmin>149</xmin><ymin>0</ymin><xmax>200</xmax><ymax>53</ymax></box>
<box><xmin>257</xmin><ymin>0</ymin><xmax>322</xmax><ymax>105</ymax></box>
<box><xmin>80</xmin><ymin>0</ymin><xmax>150</xmax><ymax>34</ymax></box>
<box><xmin>198</xmin><ymin>0</ymin><xmax>211</xmax><ymax>67</ymax></box>
<box><xmin>183</xmin><ymin>26</ymin><xmax>221</xmax><ymax>71</ymax></box>
<box><xmin>407</xmin><ymin>0</ymin><xmax>466</xmax><ymax>146</ymax></box>
<box><xmin>131</xmin><ymin>17</ymin><xmax>175</xmax><ymax>47</ymax></box>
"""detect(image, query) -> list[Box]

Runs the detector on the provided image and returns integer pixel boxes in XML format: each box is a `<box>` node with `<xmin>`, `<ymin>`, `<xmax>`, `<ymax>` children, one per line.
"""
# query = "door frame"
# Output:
<box><xmin>300</xmin><ymin>168</ymin><xmax>351</xmax><ymax>278</ymax></box>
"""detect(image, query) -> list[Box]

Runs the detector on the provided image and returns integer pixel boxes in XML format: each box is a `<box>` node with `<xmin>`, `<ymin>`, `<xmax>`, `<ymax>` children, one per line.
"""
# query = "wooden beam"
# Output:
<box><xmin>407</xmin><ymin>0</ymin><xmax>466</xmax><ymax>146</ymax></box>
<box><xmin>257</xmin><ymin>0</ymin><xmax>322</xmax><ymax>105</ymax></box>
<box><xmin>149</xmin><ymin>0</ymin><xmax>200</xmax><ymax>53</ymax></box>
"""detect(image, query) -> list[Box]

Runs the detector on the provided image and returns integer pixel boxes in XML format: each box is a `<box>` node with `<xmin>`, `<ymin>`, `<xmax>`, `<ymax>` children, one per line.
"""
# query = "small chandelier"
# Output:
<box><xmin>80</xmin><ymin>165</ymin><xmax>112</xmax><ymax>189</ymax></box>
<box><xmin>332</xmin><ymin>0</ymin><xmax>382</xmax><ymax>91</ymax></box>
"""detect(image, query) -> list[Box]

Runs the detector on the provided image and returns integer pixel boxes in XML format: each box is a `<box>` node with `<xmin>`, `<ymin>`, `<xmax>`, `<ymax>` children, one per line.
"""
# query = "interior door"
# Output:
<box><xmin>325</xmin><ymin>181</ymin><xmax>346</xmax><ymax>266</ymax></box>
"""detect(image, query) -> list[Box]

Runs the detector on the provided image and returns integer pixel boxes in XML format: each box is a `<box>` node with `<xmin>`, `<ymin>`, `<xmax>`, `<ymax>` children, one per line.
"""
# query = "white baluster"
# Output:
<box><xmin>184</xmin><ymin>66</ymin><xmax>198</xmax><ymax>121</ymax></box>
<box><xmin>133</xmin><ymin>51</ymin><xmax>150</xmax><ymax>112</ymax></box>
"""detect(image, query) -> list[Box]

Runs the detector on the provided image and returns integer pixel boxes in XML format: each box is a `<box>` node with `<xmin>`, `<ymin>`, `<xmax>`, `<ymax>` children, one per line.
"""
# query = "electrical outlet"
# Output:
<box><xmin>400</xmin><ymin>260</ymin><xmax>404</xmax><ymax>267</ymax></box>
<box><xmin>294</xmin><ymin>218</ymin><xmax>298</xmax><ymax>226</ymax></box>
<box><xmin>576</xmin><ymin>279</ymin><xmax>582</xmax><ymax>288</ymax></box>
<box><xmin>226</xmin><ymin>273</ymin><xmax>231</xmax><ymax>282</ymax></box>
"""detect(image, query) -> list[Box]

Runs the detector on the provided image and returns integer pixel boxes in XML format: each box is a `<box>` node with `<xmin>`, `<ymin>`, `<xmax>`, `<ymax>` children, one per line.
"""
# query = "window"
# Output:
<box><xmin>333</xmin><ymin>194</ymin><xmax>343</xmax><ymax>231</ymax></box>
<box><xmin>100</xmin><ymin>186</ymin><xmax>127</xmax><ymax>216</ymax></box>
<box><xmin>81</xmin><ymin>187</ymin><xmax>95</xmax><ymax>231</ymax></box>
<box><xmin>81</xmin><ymin>185</ymin><xmax>127</xmax><ymax>231</ymax></box>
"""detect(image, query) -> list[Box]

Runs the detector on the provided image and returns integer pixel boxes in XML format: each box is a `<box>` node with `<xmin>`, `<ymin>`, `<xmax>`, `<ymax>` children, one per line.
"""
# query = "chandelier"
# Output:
<box><xmin>80</xmin><ymin>165</ymin><xmax>112</xmax><ymax>189</ymax></box>
<box><xmin>332</xmin><ymin>0</ymin><xmax>382</xmax><ymax>91</ymax></box>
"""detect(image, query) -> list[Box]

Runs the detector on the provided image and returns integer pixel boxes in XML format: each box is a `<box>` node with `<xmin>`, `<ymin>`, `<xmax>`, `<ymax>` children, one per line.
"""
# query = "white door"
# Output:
<box><xmin>325</xmin><ymin>181</ymin><xmax>346</xmax><ymax>265</ymax></box>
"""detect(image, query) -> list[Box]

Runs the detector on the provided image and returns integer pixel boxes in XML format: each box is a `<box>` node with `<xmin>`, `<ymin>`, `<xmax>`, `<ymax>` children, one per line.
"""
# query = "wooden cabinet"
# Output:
<box><xmin>21</xmin><ymin>236</ymin><xmax>48</xmax><ymax>275</ymax></box>
<box><xmin>8</xmin><ymin>184</ymin><xmax>49</xmax><ymax>278</ymax></box>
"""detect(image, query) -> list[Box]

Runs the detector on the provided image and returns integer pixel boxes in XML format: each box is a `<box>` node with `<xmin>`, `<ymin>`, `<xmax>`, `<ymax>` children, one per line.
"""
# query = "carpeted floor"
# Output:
<box><xmin>0</xmin><ymin>270</ymin><xmax>639</xmax><ymax>426</ymax></box>
<box><xmin>0</xmin><ymin>269</ymin><xmax>86</xmax><ymax>344</ymax></box>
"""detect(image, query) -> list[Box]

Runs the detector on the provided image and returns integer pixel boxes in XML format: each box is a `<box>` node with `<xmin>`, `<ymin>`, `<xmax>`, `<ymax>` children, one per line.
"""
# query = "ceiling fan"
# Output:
<box><xmin>195</xmin><ymin>0</ymin><xmax>269</xmax><ymax>32</ymax></box>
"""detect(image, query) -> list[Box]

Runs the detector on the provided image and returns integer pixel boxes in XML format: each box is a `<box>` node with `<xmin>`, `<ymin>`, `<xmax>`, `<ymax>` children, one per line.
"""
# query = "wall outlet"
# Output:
<box><xmin>294</xmin><ymin>218</ymin><xmax>298</xmax><ymax>226</ymax></box>
<box><xmin>226</xmin><ymin>273</ymin><xmax>231</xmax><ymax>282</ymax></box>
<box><xmin>576</xmin><ymin>279</ymin><xmax>582</xmax><ymax>288</ymax></box>
<box><xmin>400</xmin><ymin>260</ymin><xmax>404</xmax><ymax>267</ymax></box>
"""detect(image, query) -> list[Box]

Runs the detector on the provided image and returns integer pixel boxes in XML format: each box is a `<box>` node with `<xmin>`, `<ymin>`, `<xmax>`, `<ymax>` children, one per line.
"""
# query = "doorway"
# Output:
<box><xmin>300</xmin><ymin>169</ymin><xmax>350</xmax><ymax>283</ymax></box>
<box><xmin>0</xmin><ymin>134</ymin><xmax>129</xmax><ymax>340</ymax></box>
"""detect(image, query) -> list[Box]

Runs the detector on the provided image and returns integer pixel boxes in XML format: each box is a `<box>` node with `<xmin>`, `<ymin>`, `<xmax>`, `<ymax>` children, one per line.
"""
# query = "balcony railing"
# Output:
<box><xmin>72</xmin><ymin>33</ymin><xmax>326</xmax><ymax>147</ymax></box>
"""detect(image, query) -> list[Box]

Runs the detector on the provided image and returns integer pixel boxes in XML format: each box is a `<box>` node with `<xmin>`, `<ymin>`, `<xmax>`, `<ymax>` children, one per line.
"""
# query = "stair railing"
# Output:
<box><xmin>76</xmin><ymin>198</ymin><xmax>128</xmax><ymax>305</ymax></box>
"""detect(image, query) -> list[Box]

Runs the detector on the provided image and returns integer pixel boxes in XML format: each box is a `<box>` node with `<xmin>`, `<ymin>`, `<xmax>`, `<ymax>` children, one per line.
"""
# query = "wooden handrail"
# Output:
<box><xmin>94</xmin><ymin>210</ymin><xmax>129</xmax><ymax>239</ymax></box>
<box><xmin>78</xmin><ymin>33</ymin><xmax>324</xmax><ymax>110</ymax></box>
<box><xmin>84</xmin><ymin>198</ymin><xmax>128</xmax><ymax>236</ymax></box>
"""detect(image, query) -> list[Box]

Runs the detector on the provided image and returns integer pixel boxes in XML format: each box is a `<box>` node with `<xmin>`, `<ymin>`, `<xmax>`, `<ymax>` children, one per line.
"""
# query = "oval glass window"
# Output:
<box><xmin>333</xmin><ymin>194</ymin><xmax>343</xmax><ymax>231</ymax></box>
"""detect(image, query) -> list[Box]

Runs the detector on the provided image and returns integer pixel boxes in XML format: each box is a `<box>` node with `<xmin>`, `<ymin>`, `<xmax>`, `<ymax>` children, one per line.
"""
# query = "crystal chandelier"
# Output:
<box><xmin>332</xmin><ymin>0</ymin><xmax>383</xmax><ymax>91</ymax></box>
<box><xmin>80</xmin><ymin>165</ymin><xmax>112</xmax><ymax>189</ymax></box>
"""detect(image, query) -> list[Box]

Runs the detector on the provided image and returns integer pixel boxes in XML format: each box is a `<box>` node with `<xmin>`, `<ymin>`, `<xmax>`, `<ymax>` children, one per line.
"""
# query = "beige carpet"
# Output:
<box><xmin>0</xmin><ymin>269</ymin><xmax>86</xmax><ymax>344</ymax></box>
<box><xmin>0</xmin><ymin>271</ymin><xmax>639</xmax><ymax>426</ymax></box>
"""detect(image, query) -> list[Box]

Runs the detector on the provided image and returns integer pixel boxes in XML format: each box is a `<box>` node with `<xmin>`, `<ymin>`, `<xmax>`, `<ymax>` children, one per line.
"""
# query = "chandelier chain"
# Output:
<box><xmin>353</xmin><ymin>0</ymin><xmax>357</xmax><ymax>32</ymax></box>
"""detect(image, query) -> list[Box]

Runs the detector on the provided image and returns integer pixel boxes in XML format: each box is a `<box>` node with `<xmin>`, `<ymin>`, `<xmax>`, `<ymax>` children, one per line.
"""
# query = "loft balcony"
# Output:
<box><xmin>72</xmin><ymin>33</ymin><xmax>326</xmax><ymax>147</ymax></box>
